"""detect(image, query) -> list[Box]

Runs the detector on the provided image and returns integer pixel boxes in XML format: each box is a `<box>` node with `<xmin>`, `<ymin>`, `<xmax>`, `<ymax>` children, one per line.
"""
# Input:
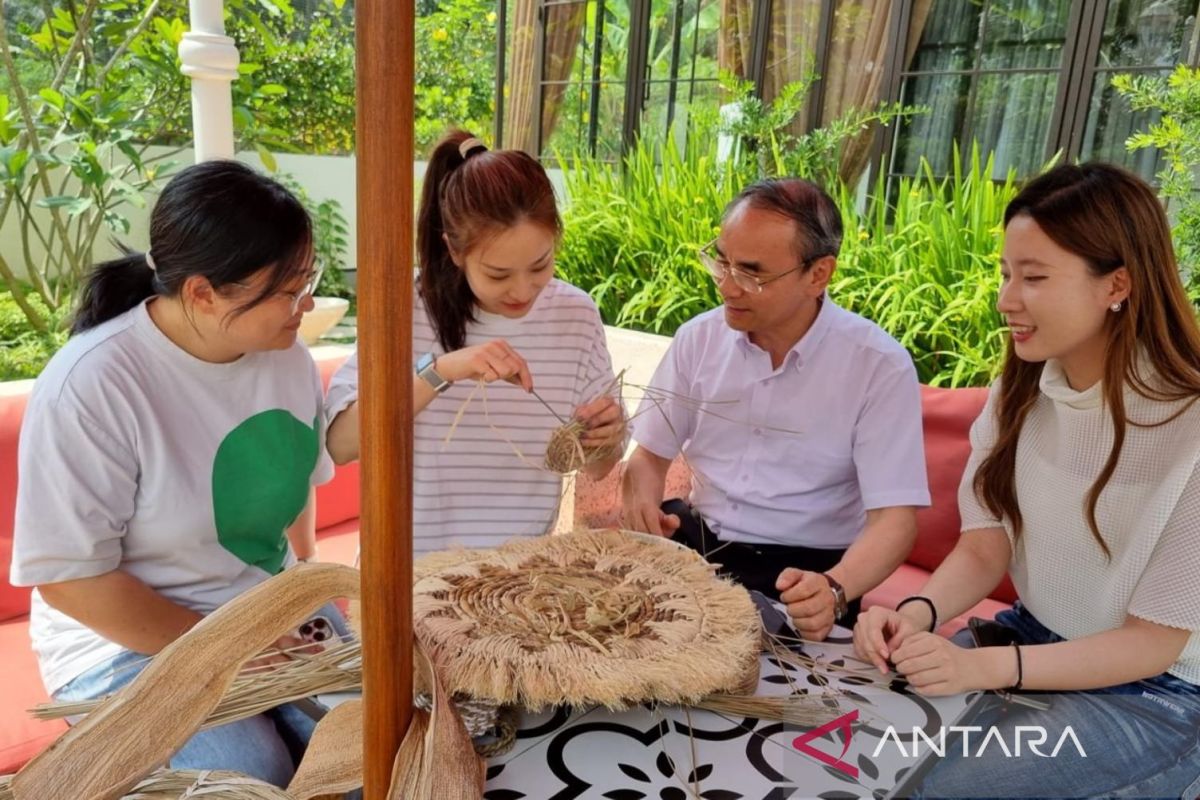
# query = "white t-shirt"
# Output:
<box><xmin>325</xmin><ymin>279</ymin><xmax>617</xmax><ymax>554</ymax></box>
<box><xmin>631</xmin><ymin>297</ymin><xmax>930</xmax><ymax>547</ymax></box>
<box><xmin>10</xmin><ymin>300</ymin><xmax>333</xmax><ymax>693</ymax></box>
<box><xmin>959</xmin><ymin>361</ymin><xmax>1200</xmax><ymax>684</ymax></box>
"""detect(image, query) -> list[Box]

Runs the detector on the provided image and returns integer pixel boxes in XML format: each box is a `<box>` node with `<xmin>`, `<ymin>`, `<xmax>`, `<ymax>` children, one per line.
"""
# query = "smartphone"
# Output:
<box><xmin>294</xmin><ymin>615</ymin><xmax>335</xmax><ymax>650</ymax></box>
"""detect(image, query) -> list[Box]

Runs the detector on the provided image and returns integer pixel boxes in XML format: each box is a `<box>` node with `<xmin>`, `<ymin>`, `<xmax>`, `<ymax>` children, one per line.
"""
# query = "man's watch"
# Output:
<box><xmin>416</xmin><ymin>352</ymin><xmax>451</xmax><ymax>394</ymax></box>
<box><xmin>822</xmin><ymin>573</ymin><xmax>849</xmax><ymax>620</ymax></box>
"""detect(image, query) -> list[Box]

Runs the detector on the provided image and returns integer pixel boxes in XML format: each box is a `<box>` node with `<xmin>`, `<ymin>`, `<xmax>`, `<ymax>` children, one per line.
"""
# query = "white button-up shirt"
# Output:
<box><xmin>631</xmin><ymin>298</ymin><xmax>930</xmax><ymax>548</ymax></box>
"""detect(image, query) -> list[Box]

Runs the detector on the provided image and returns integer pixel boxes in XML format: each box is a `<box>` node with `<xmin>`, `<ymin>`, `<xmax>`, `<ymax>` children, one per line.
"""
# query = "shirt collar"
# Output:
<box><xmin>734</xmin><ymin>292</ymin><xmax>837</xmax><ymax>372</ymax></box>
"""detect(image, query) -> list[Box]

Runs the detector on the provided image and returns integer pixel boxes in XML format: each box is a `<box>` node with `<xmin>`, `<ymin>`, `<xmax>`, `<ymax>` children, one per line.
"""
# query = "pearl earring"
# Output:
<box><xmin>1110</xmin><ymin>301</ymin><xmax>1123</xmax><ymax>312</ymax></box>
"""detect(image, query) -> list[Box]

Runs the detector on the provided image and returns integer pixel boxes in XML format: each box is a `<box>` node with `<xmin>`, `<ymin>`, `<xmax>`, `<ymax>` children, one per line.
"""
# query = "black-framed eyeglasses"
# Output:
<box><xmin>698</xmin><ymin>238</ymin><xmax>807</xmax><ymax>294</ymax></box>
<box><xmin>233</xmin><ymin>266</ymin><xmax>324</xmax><ymax>315</ymax></box>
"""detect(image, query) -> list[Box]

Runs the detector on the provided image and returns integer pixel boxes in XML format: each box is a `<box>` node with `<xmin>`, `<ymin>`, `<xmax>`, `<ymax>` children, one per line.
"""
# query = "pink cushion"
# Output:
<box><xmin>0</xmin><ymin>616</ymin><xmax>67</xmax><ymax>774</ymax></box>
<box><xmin>313</xmin><ymin>350</ymin><xmax>359</xmax><ymax>531</ymax></box>
<box><xmin>0</xmin><ymin>387</ymin><xmax>32</xmax><ymax>622</ymax></box>
<box><xmin>574</xmin><ymin>459</ymin><xmax>692</xmax><ymax>529</ymax></box>
<box><xmin>315</xmin><ymin>518</ymin><xmax>360</xmax><ymax>567</ymax></box>
<box><xmin>914</xmin><ymin>386</ymin><xmax>1016</xmax><ymax>604</ymax></box>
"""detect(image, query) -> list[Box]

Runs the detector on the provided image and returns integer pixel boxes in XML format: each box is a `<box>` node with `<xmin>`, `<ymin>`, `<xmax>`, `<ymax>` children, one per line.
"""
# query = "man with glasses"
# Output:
<box><xmin>621</xmin><ymin>178</ymin><xmax>929</xmax><ymax>641</ymax></box>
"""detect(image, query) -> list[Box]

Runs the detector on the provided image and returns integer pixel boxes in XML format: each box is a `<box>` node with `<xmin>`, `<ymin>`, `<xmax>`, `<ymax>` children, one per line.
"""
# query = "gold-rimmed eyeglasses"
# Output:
<box><xmin>698</xmin><ymin>239</ymin><xmax>807</xmax><ymax>294</ymax></box>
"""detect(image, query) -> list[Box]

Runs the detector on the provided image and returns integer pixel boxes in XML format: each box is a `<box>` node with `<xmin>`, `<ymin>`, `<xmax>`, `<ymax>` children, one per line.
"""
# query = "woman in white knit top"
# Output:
<box><xmin>855</xmin><ymin>164</ymin><xmax>1200</xmax><ymax>798</ymax></box>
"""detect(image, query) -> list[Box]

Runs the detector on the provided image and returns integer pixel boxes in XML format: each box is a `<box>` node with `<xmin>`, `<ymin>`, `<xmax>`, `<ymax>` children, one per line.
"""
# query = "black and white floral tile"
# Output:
<box><xmin>483</xmin><ymin>633</ymin><xmax>975</xmax><ymax>800</ymax></box>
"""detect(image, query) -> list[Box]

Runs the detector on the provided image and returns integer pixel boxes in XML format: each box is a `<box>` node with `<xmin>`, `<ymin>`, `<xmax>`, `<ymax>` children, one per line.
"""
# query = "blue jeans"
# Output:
<box><xmin>54</xmin><ymin>604</ymin><xmax>357</xmax><ymax>792</ymax></box>
<box><xmin>910</xmin><ymin>603</ymin><xmax>1200</xmax><ymax>799</ymax></box>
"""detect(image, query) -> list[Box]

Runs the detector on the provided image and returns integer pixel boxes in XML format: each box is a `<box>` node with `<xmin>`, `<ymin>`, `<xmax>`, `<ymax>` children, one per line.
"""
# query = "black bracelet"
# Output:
<box><xmin>895</xmin><ymin>595</ymin><xmax>937</xmax><ymax>633</ymax></box>
<box><xmin>1009</xmin><ymin>642</ymin><xmax>1023</xmax><ymax>692</ymax></box>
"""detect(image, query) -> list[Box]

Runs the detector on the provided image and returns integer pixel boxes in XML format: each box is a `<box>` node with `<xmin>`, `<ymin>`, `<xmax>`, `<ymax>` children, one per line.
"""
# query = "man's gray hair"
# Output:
<box><xmin>723</xmin><ymin>178</ymin><xmax>843</xmax><ymax>267</ymax></box>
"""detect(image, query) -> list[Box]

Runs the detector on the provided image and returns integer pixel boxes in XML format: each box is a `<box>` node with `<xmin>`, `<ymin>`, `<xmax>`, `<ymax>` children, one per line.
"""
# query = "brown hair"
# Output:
<box><xmin>974</xmin><ymin>162</ymin><xmax>1200</xmax><ymax>557</ymax></box>
<box><xmin>416</xmin><ymin>129</ymin><xmax>562</xmax><ymax>352</ymax></box>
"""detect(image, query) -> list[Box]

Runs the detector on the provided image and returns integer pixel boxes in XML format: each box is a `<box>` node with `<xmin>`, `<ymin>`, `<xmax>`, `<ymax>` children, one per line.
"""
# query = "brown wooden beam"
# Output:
<box><xmin>355</xmin><ymin>0</ymin><xmax>414</xmax><ymax>797</ymax></box>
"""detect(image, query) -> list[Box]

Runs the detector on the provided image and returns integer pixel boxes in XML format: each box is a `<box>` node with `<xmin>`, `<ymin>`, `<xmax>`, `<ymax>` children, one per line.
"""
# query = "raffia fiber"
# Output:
<box><xmin>7</xmin><ymin>563</ymin><xmax>483</xmax><ymax>800</ymax></box>
<box><xmin>0</xmin><ymin>770</ymin><xmax>292</xmax><ymax>799</ymax></box>
<box><xmin>408</xmin><ymin>528</ymin><xmax>761</xmax><ymax>710</ymax></box>
<box><xmin>285</xmin><ymin>701</ymin><xmax>364</xmax><ymax>800</ymax></box>
<box><xmin>34</xmin><ymin>639</ymin><xmax>364</xmax><ymax>730</ymax></box>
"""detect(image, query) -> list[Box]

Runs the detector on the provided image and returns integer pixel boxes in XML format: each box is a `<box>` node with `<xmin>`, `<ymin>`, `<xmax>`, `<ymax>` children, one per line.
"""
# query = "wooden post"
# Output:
<box><xmin>356</xmin><ymin>0</ymin><xmax>414</xmax><ymax>797</ymax></box>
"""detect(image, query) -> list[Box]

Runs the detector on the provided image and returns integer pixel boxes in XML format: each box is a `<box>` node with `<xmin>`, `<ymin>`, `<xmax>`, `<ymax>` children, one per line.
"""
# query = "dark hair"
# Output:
<box><xmin>724</xmin><ymin>178</ymin><xmax>843</xmax><ymax>267</ymax></box>
<box><xmin>974</xmin><ymin>162</ymin><xmax>1200</xmax><ymax>558</ymax></box>
<box><xmin>72</xmin><ymin>160</ymin><xmax>312</xmax><ymax>334</ymax></box>
<box><xmin>417</xmin><ymin>129</ymin><xmax>561</xmax><ymax>352</ymax></box>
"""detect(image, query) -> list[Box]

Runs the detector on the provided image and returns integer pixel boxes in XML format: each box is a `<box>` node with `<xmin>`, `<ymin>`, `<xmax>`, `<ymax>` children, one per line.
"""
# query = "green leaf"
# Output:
<box><xmin>255</xmin><ymin>144</ymin><xmax>278</xmax><ymax>173</ymax></box>
<box><xmin>37</xmin><ymin>196</ymin><xmax>94</xmax><ymax>216</ymax></box>
<box><xmin>38</xmin><ymin>89</ymin><xmax>65</xmax><ymax>110</ymax></box>
<box><xmin>256</xmin><ymin>84</ymin><xmax>288</xmax><ymax>96</ymax></box>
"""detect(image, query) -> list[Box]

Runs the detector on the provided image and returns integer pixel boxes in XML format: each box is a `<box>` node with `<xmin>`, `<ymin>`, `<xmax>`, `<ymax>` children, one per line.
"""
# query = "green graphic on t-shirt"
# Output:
<box><xmin>212</xmin><ymin>410</ymin><xmax>319</xmax><ymax>575</ymax></box>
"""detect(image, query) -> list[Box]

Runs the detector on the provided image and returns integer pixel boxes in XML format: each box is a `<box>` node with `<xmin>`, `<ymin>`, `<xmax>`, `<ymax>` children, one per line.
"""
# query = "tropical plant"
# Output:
<box><xmin>558</xmin><ymin>122</ymin><xmax>1019</xmax><ymax>386</ymax></box>
<box><xmin>1113</xmin><ymin>65</ymin><xmax>1200</xmax><ymax>284</ymax></box>
<box><xmin>834</xmin><ymin>144</ymin><xmax>1018</xmax><ymax>387</ymax></box>
<box><xmin>0</xmin><ymin>0</ymin><xmax>297</xmax><ymax>335</ymax></box>
<box><xmin>414</xmin><ymin>0</ymin><xmax>497</xmax><ymax>155</ymax></box>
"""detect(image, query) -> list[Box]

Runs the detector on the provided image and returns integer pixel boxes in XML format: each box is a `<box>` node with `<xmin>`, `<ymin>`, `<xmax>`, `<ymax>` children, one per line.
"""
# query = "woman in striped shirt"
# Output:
<box><xmin>325</xmin><ymin>130</ymin><xmax>624</xmax><ymax>554</ymax></box>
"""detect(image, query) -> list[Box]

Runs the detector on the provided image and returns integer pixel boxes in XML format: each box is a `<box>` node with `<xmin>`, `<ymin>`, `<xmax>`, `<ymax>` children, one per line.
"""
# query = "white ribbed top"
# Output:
<box><xmin>960</xmin><ymin>360</ymin><xmax>1200</xmax><ymax>684</ymax></box>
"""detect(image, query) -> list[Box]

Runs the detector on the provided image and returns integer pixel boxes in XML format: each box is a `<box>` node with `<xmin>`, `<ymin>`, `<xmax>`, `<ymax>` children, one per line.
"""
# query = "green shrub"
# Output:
<box><xmin>834</xmin><ymin>145</ymin><xmax>1018</xmax><ymax>387</ymax></box>
<box><xmin>0</xmin><ymin>290</ymin><xmax>66</xmax><ymax>380</ymax></box>
<box><xmin>558</xmin><ymin>127</ymin><xmax>1018</xmax><ymax>387</ymax></box>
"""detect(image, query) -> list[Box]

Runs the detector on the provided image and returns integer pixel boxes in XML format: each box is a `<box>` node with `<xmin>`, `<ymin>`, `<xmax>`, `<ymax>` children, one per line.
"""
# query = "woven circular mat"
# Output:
<box><xmin>411</xmin><ymin>528</ymin><xmax>760</xmax><ymax>710</ymax></box>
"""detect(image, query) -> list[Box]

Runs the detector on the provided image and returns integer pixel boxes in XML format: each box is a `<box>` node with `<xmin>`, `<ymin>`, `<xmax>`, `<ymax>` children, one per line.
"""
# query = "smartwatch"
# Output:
<box><xmin>416</xmin><ymin>352</ymin><xmax>451</xmax><ymax>394</ymax></box>
<box><xmin>822</xmin><ymin>573</ymin><xmax>849</xmax><ymax>620</ymax></box>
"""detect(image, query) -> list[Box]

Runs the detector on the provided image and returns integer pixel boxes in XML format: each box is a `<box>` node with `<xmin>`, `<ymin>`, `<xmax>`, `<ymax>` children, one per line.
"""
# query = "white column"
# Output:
<box><xmin>180</xmin><ymin>0</ymin><xmax>239</xmax><ymax>162</ymax></box>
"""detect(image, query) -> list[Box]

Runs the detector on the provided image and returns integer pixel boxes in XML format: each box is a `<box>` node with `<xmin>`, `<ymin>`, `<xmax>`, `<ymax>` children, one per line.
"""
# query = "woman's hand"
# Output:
<box><xmin>892</xmin><ymin>632</ymin><xmax>1007</xmax><ymax>696</ymax></box>
<box><xmin>574</xmin><ymin>395</ymin><xmax>624</xmax><ymax>450</ymax></box>
<box><xmin>436</xmin><ymin>339</ymin><xmax>533</xmax><ymax>391</ymax></box>
<box><xmin>853</xmin><ymin>606</ymin><xmax>924</xmax><ymax>674</ymax></box>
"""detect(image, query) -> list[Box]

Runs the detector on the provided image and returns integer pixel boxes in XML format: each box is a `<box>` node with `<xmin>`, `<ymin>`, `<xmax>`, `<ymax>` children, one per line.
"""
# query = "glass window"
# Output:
<box><xmin>1079</xmin><ymin>0</ymin><xmax>1199</xmax><ymax>178</ymax></box>
<box><xmin>889</xmin><ymin>0</ymin><xmax>1072</xmax><ymax>181</ymax></box>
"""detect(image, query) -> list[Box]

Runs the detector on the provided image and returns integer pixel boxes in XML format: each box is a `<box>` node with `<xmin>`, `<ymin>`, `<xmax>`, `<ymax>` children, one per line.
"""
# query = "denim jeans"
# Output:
<box><xmin>909</xmin><ymin>603</ymin><xmax>1200</xmax><ymax>799</ymax></box>
<box><xmin>54</xmin><ymin>603</ymin><xmax>359</xmax><ymax>794</ymax></box>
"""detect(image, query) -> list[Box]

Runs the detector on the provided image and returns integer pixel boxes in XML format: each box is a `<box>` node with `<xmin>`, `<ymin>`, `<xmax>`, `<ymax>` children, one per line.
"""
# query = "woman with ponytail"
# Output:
<box><xmin>853</xmin><ymin>164</ymin><xmax>1200</xmax><ymax>798</ymax></box>
<box><xmin>10</xmin><ymin>160</ymin><xmax>351</xmax><ymax>789</ymax></box>
<box><xmin>325</xmin><ymin>130</ymin><xmax>623</xmax><ymax>554</ymax></box>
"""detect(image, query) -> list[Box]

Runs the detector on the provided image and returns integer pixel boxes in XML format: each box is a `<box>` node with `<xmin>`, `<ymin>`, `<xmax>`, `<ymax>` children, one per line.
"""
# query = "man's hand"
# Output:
<box><xmin>620</xmin><ymin>478</ymin><xmax>680</xmax><ymax>538</ymax></box>
<box><xmin>620</xmin><ymin>447</ymin><xmax>681</xmax><ymax>537</ymax></box>
<box><xmin>777</xmin><ymin>568</ymin><xmax>836</xmax><ymax>641</ymax></box>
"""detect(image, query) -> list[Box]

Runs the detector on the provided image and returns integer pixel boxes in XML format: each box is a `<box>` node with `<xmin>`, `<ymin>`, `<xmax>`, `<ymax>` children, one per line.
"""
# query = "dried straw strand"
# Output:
<box><xmin>1</xmin><ymin>770</ymin><xmax>292</xmax><ymax>800</ymax></box>
<box><xmin>12</xmin><ymin>563</ymin><xmax>360</xmax><ymax>800</ymax></box>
